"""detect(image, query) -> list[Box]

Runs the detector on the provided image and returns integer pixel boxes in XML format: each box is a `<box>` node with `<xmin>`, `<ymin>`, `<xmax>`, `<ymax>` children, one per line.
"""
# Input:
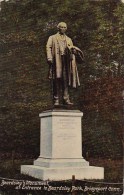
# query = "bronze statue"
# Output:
<box><xmin>46</xmin><ymin>22</ymin><xmax>84</xmax><ymax>106</ymax></box>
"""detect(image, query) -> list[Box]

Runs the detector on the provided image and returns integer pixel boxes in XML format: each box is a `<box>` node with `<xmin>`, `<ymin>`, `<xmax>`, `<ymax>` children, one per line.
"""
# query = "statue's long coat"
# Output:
<box><xmin>46</xmin><ymin>33</ymin><xmax>80</xmax><ymax>88</ymax></box>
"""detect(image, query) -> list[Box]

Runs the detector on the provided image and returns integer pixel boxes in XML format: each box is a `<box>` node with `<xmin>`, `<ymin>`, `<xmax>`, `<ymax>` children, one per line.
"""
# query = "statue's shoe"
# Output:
<box><xmin>54</xmin><ymin>99</ymin><xmax>59</xmax><ymax>106</ymax></box>
<box><xmin>63</xmin><ymin>99</ymin><xmax>73</xmax><ymax>105</ymax></box>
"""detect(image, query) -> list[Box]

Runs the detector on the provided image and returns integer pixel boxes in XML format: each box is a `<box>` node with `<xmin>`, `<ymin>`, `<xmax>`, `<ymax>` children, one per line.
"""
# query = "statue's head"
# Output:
<box><xmin>57</xmin><ymin>22</ymin><xmax>67</xmax><ymax>34</ymax></box>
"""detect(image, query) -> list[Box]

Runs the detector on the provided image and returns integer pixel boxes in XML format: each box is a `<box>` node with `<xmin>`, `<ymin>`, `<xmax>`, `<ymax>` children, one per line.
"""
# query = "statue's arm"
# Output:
<box><xmin>46</xmin><ymin>36</ymin><xmax>53</xmax><ymax>62</ymax></box>
<box><xmin>67</xmin><ymin>38</ymin><xmax>74</xmax><ymax>49</ymax></box>
<box><xmin>70</xmin><ymin>38</ymin><xmax>74</xmax><ymax>47</ymax></box>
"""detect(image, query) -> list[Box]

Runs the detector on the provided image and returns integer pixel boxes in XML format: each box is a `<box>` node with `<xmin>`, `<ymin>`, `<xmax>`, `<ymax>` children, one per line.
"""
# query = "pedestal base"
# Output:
<box><xmin>21</xmin><ymin>165</ymin><xmax>104</xmax><ymax>180</ymax></box>
<box><xmin>21</xmin><ymin>109</ymin><xmax>104</xmax><ymax>180</ymax></box>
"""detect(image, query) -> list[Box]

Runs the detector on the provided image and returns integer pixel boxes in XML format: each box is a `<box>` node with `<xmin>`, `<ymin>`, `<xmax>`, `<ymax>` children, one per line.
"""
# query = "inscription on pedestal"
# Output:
<box><xmin>52</xmin><ymin>116</ymin><xmax>82</xmax><ymax>158</ymax></box>
<box><xmin>57</xmin><ymin>118</ymin><xmax>78</xmax><ymax>141</ymax></box>
<box><xmin>59</xmin><ymin>118</ymin><xmax>77</xmax><ymax>129</ymax></box>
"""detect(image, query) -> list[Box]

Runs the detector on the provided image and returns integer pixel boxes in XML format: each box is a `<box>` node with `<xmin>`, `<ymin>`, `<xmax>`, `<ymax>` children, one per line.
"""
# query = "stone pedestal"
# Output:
<box><xmin>21</xmin><ymin>109</ymin><xmax>104</xmax><ymax>180</ymax></box>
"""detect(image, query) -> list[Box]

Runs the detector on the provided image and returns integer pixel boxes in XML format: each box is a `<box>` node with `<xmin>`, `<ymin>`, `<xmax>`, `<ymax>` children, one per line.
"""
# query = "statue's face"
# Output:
<box><xmin>58</xmin><ymin>23</ymin><xmax>67</xmax><ymax>34</ymax></box>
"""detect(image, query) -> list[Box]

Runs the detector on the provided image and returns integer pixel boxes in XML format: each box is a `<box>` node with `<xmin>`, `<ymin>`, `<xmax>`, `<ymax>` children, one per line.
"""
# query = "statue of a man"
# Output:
<box><xmin>46</xmin><ymin>22</ymin><xmax>84</xmax><ymax>106</ymax></box>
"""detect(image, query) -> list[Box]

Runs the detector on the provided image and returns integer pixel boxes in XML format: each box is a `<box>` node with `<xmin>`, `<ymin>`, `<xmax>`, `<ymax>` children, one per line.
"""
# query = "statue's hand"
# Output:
<box><xmin>68</xmin><ymin>46</ymin><xmax>77</xmax><ymax>55</ymax></box>
<box><xmin>72</xmin><ymin>48</ymin><xmax>77</xmax><ymax>54</ymax></box>
<box><xmin>48</xmin><ymin>68</ymin><xmax>53</xmax><ymax>79</ymax></box>
<box><xmin>48</xmin><ymin>60</ymin><xmax>53</xmax><ymax>79</ymax></box>
<box><xmin>47</xmin><ymin>60</ymin><xmax>53</xmax><ymax>66</ymax></box>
